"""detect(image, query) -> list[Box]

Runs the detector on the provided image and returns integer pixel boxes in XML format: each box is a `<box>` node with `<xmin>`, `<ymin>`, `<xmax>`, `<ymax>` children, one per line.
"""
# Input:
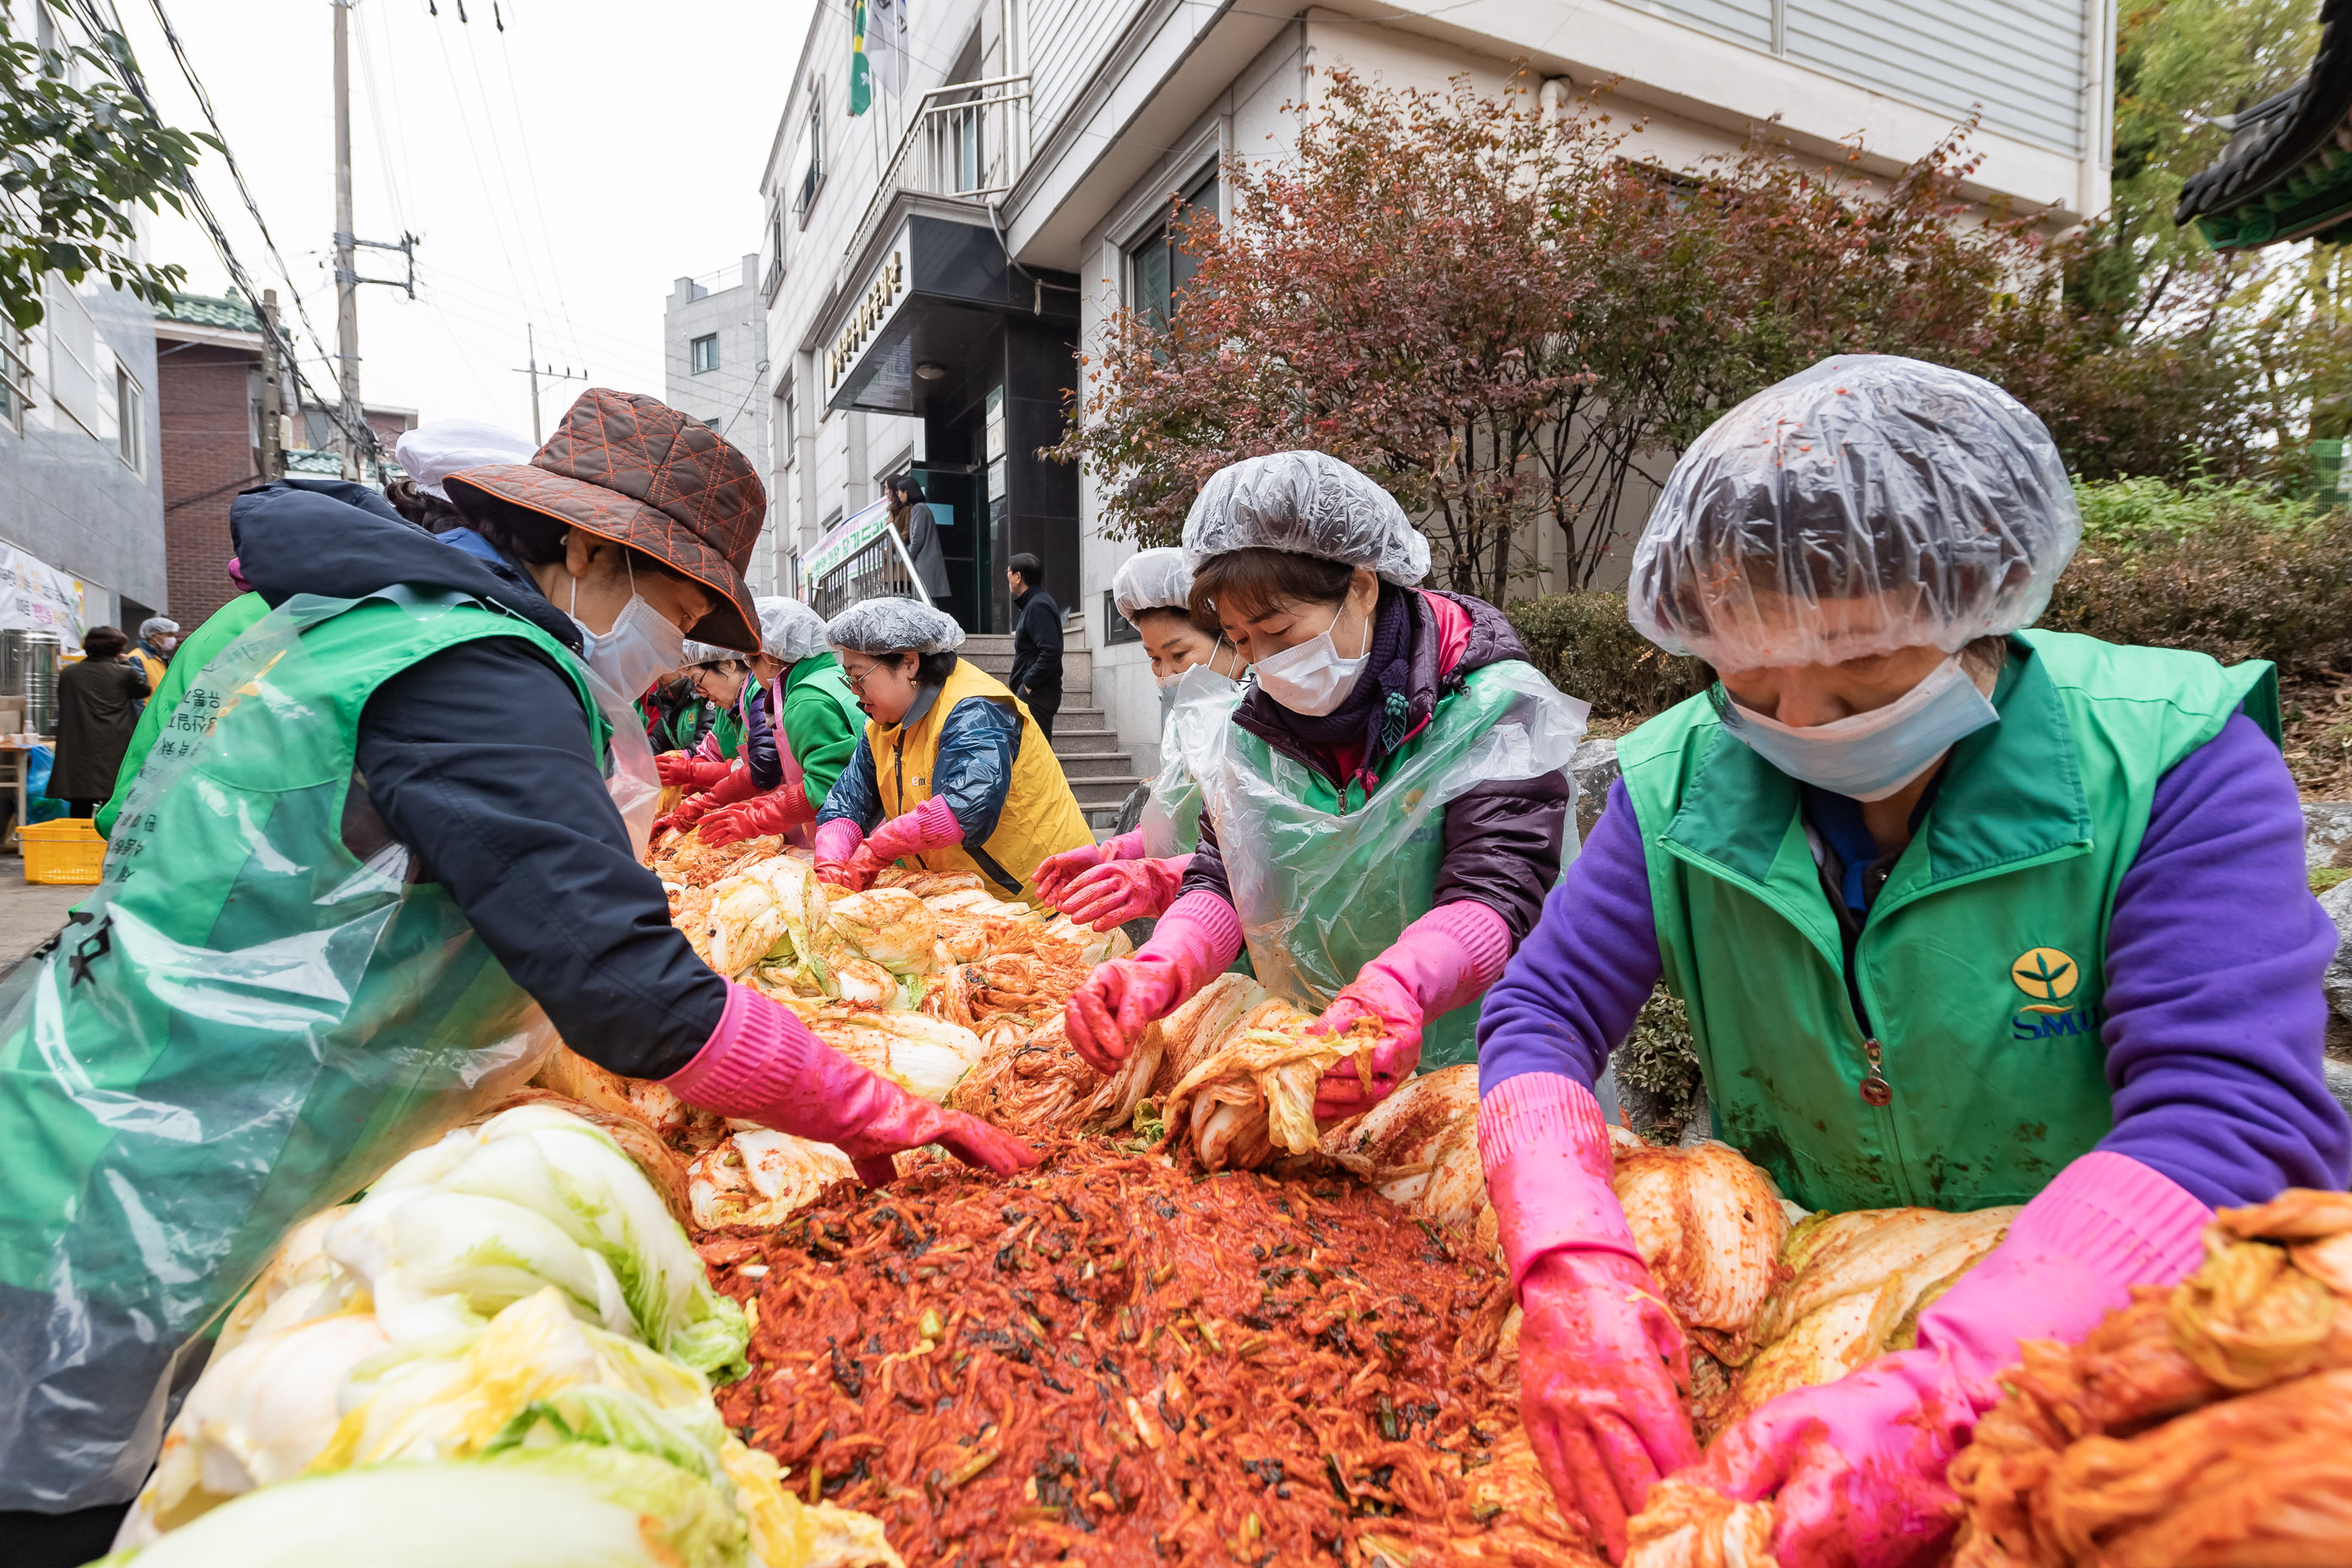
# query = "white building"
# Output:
<box><xmin>664</xmin><ymin>254</ymin><xmax>780</xmax><ymax>594</ymax></box>
<box><xmin>758</xmin><ymin>0</ymin><xmax>2116</xmax><ymax>781</ymax></box>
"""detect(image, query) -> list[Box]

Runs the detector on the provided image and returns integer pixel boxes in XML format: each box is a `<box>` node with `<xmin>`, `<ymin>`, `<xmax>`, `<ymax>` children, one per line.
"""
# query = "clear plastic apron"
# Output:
<box><xmin>0</xmin><ymin>588</ymin><xmax>644</xmax><ymax>1509</ymax></box>
<box><xmin>1182</xmin><ymin>662</ymin><xmax>1587</xmax><ymax>1068</ymax></box>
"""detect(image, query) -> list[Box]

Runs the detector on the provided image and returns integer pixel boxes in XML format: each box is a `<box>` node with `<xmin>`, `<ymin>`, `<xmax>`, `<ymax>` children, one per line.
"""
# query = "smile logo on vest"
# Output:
<box><xmin>2010</xmin><ymin>946</ymin><xmax>2098</xmax><ymax>1041</ymax></box>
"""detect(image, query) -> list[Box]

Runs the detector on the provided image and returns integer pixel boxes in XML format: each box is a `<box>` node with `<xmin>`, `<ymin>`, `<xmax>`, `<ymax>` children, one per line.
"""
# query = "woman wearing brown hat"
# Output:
<box><xmin>0</xmin><ymin>390</ymin><xmax>1033</xmax><ymax>1559</ymax></box>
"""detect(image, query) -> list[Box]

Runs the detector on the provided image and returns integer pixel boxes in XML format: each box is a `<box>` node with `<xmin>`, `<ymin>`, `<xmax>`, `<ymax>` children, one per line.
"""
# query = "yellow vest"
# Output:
<box><xmin>132</xmin><ymin>648</ymin><xmax>166</xmax><ymax>695</ymax></box>
<box><xmin>867</xmin><ymin>656</ymin><xmax>1095</xmax><ymax>901</ymax></box>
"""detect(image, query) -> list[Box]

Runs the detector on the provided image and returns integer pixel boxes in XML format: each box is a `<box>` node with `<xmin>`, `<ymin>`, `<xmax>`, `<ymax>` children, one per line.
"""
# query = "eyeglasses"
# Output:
<box><xmin>843</xmin><ymin>662</ymin><xmax>881</xmax><ymax>694</ymax></box>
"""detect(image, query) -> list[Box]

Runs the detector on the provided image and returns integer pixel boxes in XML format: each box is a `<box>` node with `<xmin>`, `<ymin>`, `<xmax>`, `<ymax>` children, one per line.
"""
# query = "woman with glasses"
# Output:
<box><xmin>810</xmin><ymin>597</ymin><xmax>1094</xmax><ymax>901</ymax></box>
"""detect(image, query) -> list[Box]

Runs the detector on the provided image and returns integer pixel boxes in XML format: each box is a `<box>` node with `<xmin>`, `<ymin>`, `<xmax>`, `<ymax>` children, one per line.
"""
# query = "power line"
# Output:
<box><xmin>484</xmin><ymin>8</ymin><xmax>583</xmax><ymax>364</ymax></box>
<box><xmin>90</xmin><ymin>0</ymin><xmax>383</xmax><ymax>462</ymax></box>
<box><xmin>453</xmin><ymin>14</ymin><xmax>563</xmax><ymax>350</ymax></box>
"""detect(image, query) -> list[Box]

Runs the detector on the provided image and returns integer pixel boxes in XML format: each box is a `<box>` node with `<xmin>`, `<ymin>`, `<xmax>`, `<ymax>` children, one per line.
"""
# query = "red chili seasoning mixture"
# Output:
<box><xmin>698</xmin><ymin>1139</ymin><xmax>1600</xmax><ymax>1566</ymax></box>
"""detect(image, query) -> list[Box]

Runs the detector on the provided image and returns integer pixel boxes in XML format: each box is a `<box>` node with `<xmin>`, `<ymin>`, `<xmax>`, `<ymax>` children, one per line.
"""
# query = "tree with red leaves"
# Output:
<box><xmin>1056</xmin><ymin>71</ymin><xmax>2262</xmax><ymax>596</ymax></box>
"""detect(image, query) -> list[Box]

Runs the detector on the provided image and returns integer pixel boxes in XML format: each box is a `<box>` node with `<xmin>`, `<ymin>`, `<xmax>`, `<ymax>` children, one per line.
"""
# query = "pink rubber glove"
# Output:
<box><xmin>1685</xmin><ymin>1151</ymin><xmax>2212</xmax><ymax>1568</ymax></box>
<box><xmin>864</xmin><ymin>796</ymin><xmax>962</xmax><ymax>865</ymax></box>
<box><xmin>658</xmin><ymin>752</ymin><xmax>735</xmax><ymax>792</ymax></box>
<box><xmin>1064</xmin><ymin>890</ymin><xmax>1242</xmax><ymax>1073</ymax></box>
<box><xmin>1032</xmin><ymin>830</ymin><xmax>1143</xmax><ymax>906</ymax></box>
<box><xmin>1481</xmin><ymin>1072</ymin><xmax>1699</xmax><ymax>1560</ymax></box>
<box><xmin>664</xmin><ymin>983</ymin><xmax>1039</xmax><ymax>1186</ymax></box>
<box><xmin>1313</xmin><ymin>901</ymin><xmax>1511</xmax><ymax>1119</ymax></box>
<box><xmin>1055</xmin><ymin>854</ymin><xmax>1190</xmax><ymax>931</ymax></box>
<box><xmin>813</xmin><ymin>817</ymin><xmax>868</xmax><ymax>889</ymax></box>
<box><xmin>699</xmin><ymin>783</ymin><xmax>818</xmax><ymax>848</ymax></box>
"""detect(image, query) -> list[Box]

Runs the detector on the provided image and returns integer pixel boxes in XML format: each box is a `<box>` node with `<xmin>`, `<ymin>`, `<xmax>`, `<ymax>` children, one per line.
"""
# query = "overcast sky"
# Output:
<box><xmin>127</xmin><ymin>0</ymin><xmax>819</xmax><ymax>443</ymax></box>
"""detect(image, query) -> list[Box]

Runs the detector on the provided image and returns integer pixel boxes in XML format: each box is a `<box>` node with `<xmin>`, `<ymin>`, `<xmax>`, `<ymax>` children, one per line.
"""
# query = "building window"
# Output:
<box><xmin>765</xmin><ymin>213</ymin><xmax>786</xmax><ymax>302</ymax></box>
<box><xmin>690</xmin><ymin>334</ymin><xmax>720</xmax><ymax>374</ymax></box>
<box><xmin>796</xmin><ymin>89</ymin><xmax>825</xmax><ymax>220</ymax></box>
<box><xmin>115</xmin><ymin>366</ymin><xmax>141</xmax><ymax>471</ymax></box>
<box><xmin>1128</xmin><ymin>168</ymin><xmax>1217</xmax><ymax>333</ymax></box>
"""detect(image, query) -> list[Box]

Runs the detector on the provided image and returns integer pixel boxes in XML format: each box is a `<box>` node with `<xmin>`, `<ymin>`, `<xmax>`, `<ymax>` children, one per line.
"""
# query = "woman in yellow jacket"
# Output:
<box><xmin>811</xmin><ymin>597</ymin><xmax>1093</xmax><ymax>901</ymax></box>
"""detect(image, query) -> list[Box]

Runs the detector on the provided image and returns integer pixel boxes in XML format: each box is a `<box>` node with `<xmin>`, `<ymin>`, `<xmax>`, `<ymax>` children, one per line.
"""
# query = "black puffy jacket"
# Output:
<box><xmin>229</xmin><ymin>480</ymin><xmax>726</xmax><ymax>1077</ymax></box>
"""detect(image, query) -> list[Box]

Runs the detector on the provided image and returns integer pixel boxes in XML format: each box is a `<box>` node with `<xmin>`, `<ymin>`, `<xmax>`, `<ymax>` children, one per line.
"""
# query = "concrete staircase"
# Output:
<box><xmin>962</xmin><ymin>617</ymin><xmax>1145</xmax><ymax>827</ymax></box>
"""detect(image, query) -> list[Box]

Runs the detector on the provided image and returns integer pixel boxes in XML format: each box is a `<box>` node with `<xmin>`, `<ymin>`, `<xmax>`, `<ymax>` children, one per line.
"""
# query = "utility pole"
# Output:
<box><xmin>259</xmin><ymin>288</ymin><xmax>286</xmax><ymax>482</ymax></box>
<box><xmin>331</xmin><ymin>0</ymin><xmax>361</xmax><ymax>482</ymax></box>
<box><xmin>512</xmin><ymin>324</ymin><xmax>586</xmax><ymax>446</ymax></box>
<box><xmin>524</xmin><ymin>322</ymin><xmax>541</xmax><ymax>445</ymax></box>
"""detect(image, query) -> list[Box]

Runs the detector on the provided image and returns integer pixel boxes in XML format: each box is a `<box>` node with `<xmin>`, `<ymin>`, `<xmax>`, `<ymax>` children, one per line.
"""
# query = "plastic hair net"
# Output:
<box><xmin>755</xmin><ymin>596</ymin><xmax>830</xmax><ymax>664</ymax></box>
<box><xmin>1113</xmin><ymin>547</ymin><xmax>1194</xmax><ymax>623</ymax></box>
<box><xmin>392</xmin><ymin>418</ymin><xmax>537</xmax><ymax>501</ymax></box>
<box><xmin>678</xmin><ymin>640</ymin><xmax>739</xmax><ymax>669</ymax></box>
<box><xmin>826</xmin><ymin>596</ymin><xmax>966</xmax><ymax>656</ymax></box>
<box><xmin>1628</xmin><ymin>355</ymin><xmax>2079</xmax><ymax>673</ymax></box>
<box><xmin>138</xmin><ymin>617</ymin><xmax>178</xmax><ymax>642</ymax></box>
<box><xmin>1182</xmin><ymin>450</ymin><xmax>1430</xmax><ymax>585</ymax></box>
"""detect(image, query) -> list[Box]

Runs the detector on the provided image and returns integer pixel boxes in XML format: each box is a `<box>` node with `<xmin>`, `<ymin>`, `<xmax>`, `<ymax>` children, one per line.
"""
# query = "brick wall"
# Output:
<box><xmin>158</xmin><ymin>342</ymin><xmax>258</xmax><ymax>630</ymax></box>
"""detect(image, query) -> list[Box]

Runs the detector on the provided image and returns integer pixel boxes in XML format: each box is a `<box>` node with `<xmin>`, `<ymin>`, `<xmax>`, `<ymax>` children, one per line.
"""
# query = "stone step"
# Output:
<box><xmin>1047</xmin><ymin>705</ymin><xmax>1108</xmax><ymax>734</ymax></box>
<box><xmin>1054</xmin><ymin>749</ymin><xmax>1136</xmax><ymax>781</ymax></box>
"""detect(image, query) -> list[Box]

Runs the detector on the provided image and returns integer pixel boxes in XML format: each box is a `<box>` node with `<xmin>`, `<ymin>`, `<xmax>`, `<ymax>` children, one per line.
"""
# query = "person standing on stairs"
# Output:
<box><xmin>1006</xmin><ymin>552</ymin><xmax>1062</xmax><ymax>742</ymax></box>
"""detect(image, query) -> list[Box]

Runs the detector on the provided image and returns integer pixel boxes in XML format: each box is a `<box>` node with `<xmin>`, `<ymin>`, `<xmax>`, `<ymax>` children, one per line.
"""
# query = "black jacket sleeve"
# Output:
<box><xmin>354</xmin><ymin>638</ymin><xmax>728</xmax><ymax>1079</ymax></box>
<box><xmin>1179</xmin><ymin>808</ymin><xmax>1233</xmax><ymax>905</ymax></box>
<box><xmin>1433</xmin><ymin>770</ymin><xmax>1571</xmax><ymax>942</ymax></box>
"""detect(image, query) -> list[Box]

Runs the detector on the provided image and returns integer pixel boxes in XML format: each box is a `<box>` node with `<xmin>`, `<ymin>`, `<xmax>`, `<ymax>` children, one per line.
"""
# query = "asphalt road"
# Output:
<box><xmin>0</xmin><ymin>865</ymin><xmax>86</xmax><ymax>979</ymax></box>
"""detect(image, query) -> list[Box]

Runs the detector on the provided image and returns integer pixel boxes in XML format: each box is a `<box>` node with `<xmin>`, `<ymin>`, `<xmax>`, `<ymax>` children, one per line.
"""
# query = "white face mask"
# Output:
<box><xmin>1727</xmin><ymin>655</ymin><xmax>2000</xmax><ymax>801</ymax></box>
<box><xmin>570</xmin><ymin>558</ymin><xmax>687</xmax><ymax>702</ymax></box>
<box><xmin>1250</xmin><ymin>603</ymin><xmax>1369</xmax><ymax>716</ymax></box>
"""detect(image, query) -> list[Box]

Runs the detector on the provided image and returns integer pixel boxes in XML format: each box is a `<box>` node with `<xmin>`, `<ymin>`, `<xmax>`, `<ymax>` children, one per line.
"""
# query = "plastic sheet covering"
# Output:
<box><xmin>1182</xmin><ymin>450</ymin><xmax>1430</xmax><ymax>585</ymax></box>
<box><xmin>1111</xmin><ymin>547</ymin><xmax>1193</xmax><ymax>623</ymax></box>
<box><xmin>756</xmin><ymin>596</ymin><xmax>830</xmax><ymax>665</ymax></box>
<box><xmin>825</xmin><ymin>596</ymin><xmax>964</xmax><ymax>655</ymax></box>
<box><xmin>1628</xmin><ymin>355</ymin><xmax>2079</xmax><ymax>673</ymax></box>
<box><xmin>1135</xmin><ymin>662</ymin><xmax>1237</xmax><ymax>857</ymax></box>
<box><xmin>584</xmin><ymin>660</ymin><xmax>661</xmax><ymax>862</ymax></box>
<box><xmin>1180</xmin><ymin>660</ymin><xmax>1586</xmax><ymax>1065</ymax></box>
<box><xmin>0</xmin><ymin>590</ymin><xmax>607</xmax><ymax>1510</ymax></box>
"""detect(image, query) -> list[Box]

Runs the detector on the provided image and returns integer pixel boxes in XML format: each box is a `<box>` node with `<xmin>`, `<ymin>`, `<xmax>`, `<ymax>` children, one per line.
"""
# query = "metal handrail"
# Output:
<box><xmin>809</xmin><ymin>511</ymin><xmax>935</xmax><ymax>620</ymax></box>
<box><xmin>881</xmin><ymin>518</ymin><xmax>932</xmax><ymax>607</ymax></box>
<box><xmin>842</xmin><ymin>74</ymin><xmax>1032</xmax><ymax>276</ymax></box>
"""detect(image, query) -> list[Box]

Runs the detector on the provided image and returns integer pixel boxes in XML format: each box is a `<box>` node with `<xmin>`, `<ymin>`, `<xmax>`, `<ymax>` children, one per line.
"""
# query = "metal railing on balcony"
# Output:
<box><xmin>806</xmin><ymin>498</ymin><xmax>935</xmax><ymax>620</ymax></box>
<box><xmin>843</xmin><ymin>74</ymin><xmax>1032</xmax><ymax>275</ymax></box>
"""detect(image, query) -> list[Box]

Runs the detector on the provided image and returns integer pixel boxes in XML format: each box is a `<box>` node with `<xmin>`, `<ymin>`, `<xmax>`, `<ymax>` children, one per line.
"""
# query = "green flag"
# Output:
<box><xmin>849</xmin><ymin>0</ymin><xmax>872</xmax><ymax>116</ymax></box>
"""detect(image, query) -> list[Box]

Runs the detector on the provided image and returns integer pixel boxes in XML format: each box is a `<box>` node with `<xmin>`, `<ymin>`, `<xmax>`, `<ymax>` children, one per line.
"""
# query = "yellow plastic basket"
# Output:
<box><xmin>19</xmin><ymin>818</ymin><xmax>105</xmax><ymax>885</ymax></box>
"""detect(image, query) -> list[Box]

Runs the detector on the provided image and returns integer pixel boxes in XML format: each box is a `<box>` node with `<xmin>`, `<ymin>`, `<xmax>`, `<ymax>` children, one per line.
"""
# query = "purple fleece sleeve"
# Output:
<box><xmin>1475</xmin><ymin>776</ymin><xmax>1663</xmax><ymax>1095</ymax></box>
<box><xmin>2097</xmin><ymin>711</ymin><xmax>2351</xmax><ymax>1206</ymax></box>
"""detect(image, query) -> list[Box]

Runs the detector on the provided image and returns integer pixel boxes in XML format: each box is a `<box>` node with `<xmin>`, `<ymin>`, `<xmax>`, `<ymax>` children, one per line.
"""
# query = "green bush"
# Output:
<box><xmin>1617</xmin><ymin>987</ymin><xmax>1705</xmax><ymax>1144</ymax></box>
<box><xmin>2044</xmin><ymin>479</ymin><xmax>2352</xmax><ymax>678</ymax></box>
<box><xmin>1505</xmin><ymin>591</ymin><xmax>1710</xmax><ymax>722</ymax></box>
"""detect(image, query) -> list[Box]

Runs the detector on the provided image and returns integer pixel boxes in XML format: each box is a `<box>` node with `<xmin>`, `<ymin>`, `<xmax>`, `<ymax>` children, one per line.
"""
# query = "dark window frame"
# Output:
<box><xmin>1127</xmin><ymin>166</ymin><xmax>1218</xmax><ymax>334</ymax></box>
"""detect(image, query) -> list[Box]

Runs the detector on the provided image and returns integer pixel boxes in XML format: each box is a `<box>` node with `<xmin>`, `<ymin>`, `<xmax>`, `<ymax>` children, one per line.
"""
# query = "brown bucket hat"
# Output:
<box><xmin>444</xmin><ymin>388</ymin><xmax>765</xmax><ymax>650</ymax></box>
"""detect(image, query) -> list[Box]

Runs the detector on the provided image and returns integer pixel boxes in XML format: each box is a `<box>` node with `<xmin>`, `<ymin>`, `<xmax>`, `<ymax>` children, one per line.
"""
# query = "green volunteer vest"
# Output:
<box><xmin>782</xmin><ymin>656</ymin><xmax>863</xmax><ymax>746</ymax></box>
<box><xmin>711</xmin><ymin>683</ymin><xmax>749</xmax><ymax>760</ymax></box>
<box><xmin>0</xmin><ymin>589</ymin><xmax>603</xmax><ymax>1332</ymax></box>
<box><xmin>1196</xmin><ymin>660</ymin><xmax>1586</xmax><ymax>1070</ymax></box>
<box><xmin>1617</xmin><ymin>629</ymin><xmax>2272</xmax><ymax>1212</ymax></box>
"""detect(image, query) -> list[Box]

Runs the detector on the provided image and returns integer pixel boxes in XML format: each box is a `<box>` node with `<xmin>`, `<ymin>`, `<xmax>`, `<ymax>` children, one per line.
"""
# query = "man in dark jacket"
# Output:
<box><xmin>52</xmin><ymin>627</ymin><xmax>148</xmax><ymax>818</ymax></box>
<box><xmin>1004</xmin><ymin>552</ymin><xmax>1062</xmax><ymax>740</ymax></box>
